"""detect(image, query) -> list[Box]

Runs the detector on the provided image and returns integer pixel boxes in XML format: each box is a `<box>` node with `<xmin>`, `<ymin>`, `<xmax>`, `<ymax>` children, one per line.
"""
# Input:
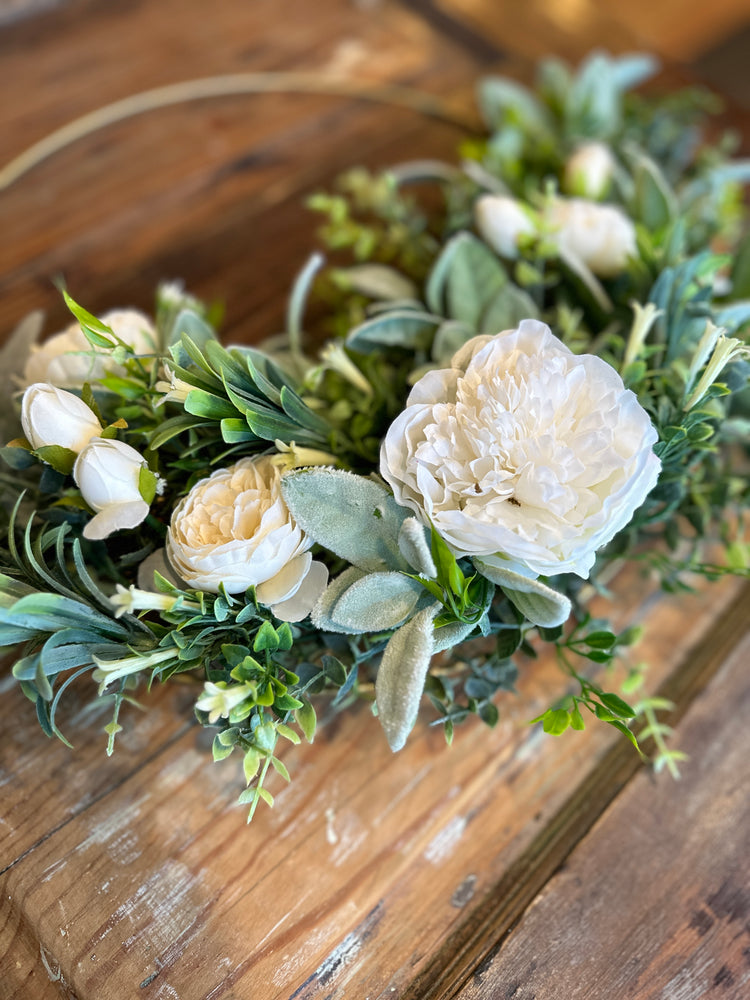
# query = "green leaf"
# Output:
<box><xmin>295</xmin><ymin>699</ymin><xmax>317</xmax><ymax>743</ymax></box>
<box><xmin>184</xmin><ymin>389</ymin><xmax>238</xmax><ymax>420</ymax></box>
<box><xmin>35</xmin><ymin>445</ymin><xmax>77</xmax><ymax>476</ymax></box>
<box><xmin>631</xmin><ymin>150</ymin><xmax>676</xmax><ymax>231</ymax></box>
<box><xmin>326</xmin><ymin>571</ymin><xmax>423</xmax><ymax>633</ymax></box>
<box><xmin>212</xmin><ymin>734</ymin><xmax>234</xmax><ymax>762</ymax></box>
<box><xmin>243</xmin><ymin>747</ymin><xmax>261</xmax><ymax>783</ymax></box>
<box><xmin>473</xmin><ymin>559</ymin><xmax>571</xmax><ymax>628</ymax></box>
<box><xmin>321</xmin><ymin>654</ymin><xmax>347</xmax><ymax>687</ymax></box>
<box><xmin>599</xmin><ymin>693</ymin><xmax>637</xmax><ymax>719</ymax></box>
<box><xmin>346</xmin><ymin>310</ymin><xmax>440</xmax><ymax>354</ymax></box>
<box><xmin>543</xmin><ymin>708</ymin><xmax>571</xmax><ymax>735</ymax></box>
<box><xmin>570</xmin><ymin>705</ymin><xmax>586</xmax><ymax>731</ymax></box>
<box><xmin>62</xmin><ymin>290</ymin><xmax>115</xmax><ymax>347</ymax></box>
<box><xmin>253</xmin><ymin>620</ymin><xmax>280</xmax><ymax>652</ymax></box>
<box><xmin>477</xmin><ymin>76</ymin><xmax>554</xmax><ymax>135</ymax></box>
<box><xmin>375</xmin><ymin>604</ymin><xmax>438</xmax><ymax>751</ymax></box>
<box><xmin>584</xmin><ymin>630</ymin><xmax>617</xmax><ymax>649</ymax></box>
<box><xmin>138</xmin><ymin>466</ymin><xmax>158</xmax><ymax>505</ymax></box>
<box><xmin>219</xmin><ymin>418</ymin><xmax>258</xmax><ymax>444</ymax></box>
<box><xmin>445</xmin><ymin>235</ymin><xmax>508</xmax><ymax>328</ymax></box>
<box><xmin>276</xmin><ymin>622</ymin><xmax>293</xmax><ymax>651</ymax></box>
<box><xmin>270</xmin><ymin>756</ymin><xmax>290</xmax><ymax>782</ymax></box>
<box><xmin>281</xmin><ymin>469</ymin><xmax>410</xmax><ymax>572</ymax></box>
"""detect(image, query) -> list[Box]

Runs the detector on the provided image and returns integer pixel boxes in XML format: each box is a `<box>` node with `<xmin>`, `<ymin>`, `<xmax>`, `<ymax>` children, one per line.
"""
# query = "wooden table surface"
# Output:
<box><xmin>1</xmin><ymin>2</ymin><xmax>749</xmax><ymax>998</ymax></box>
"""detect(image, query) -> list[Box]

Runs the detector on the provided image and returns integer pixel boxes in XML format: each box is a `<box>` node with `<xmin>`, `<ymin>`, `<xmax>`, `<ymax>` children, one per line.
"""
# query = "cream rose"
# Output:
<box><xmin>165</xmin><ymin>457</ymin><xmax>328</xmax><ymax>621</ymax></box>
<box><xmin>546</xmin><ymin>197</ymin><xmax>636</xmax><ymax>278</ymax></box>
<box><xmin>23</xmin><ymin>309</ymin><xmax>157</xmax><ymax>388</ymax></box>
<box><xmin>74</xmin><ymin>438</ymin><xmax>152</xmax><ymax>540</ymax></box>
<box><xmin>380</xmin><ymin>320</ymin><xmax>660</xmax><ymax>580</ymax></box>
<box><xmin>21</xmin><ymin>383</ymin><xmax>101</xmax><ymax>453</ymax></box>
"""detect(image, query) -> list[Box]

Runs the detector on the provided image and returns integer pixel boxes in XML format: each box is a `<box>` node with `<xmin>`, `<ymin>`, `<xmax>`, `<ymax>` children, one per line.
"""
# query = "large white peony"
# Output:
<box><xmin>380</xmin><ymin>320</ymin><xmax>661</xmax><ymax>580</ymax></box>
<box><xmin>166</xmin><ymin>456</ymin><xmax>328</xmax><ymax>621</ymax></box>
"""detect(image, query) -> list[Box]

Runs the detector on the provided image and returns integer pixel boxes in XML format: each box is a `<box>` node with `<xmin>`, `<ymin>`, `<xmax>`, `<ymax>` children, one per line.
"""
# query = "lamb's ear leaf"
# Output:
<box><xmin>375</xmin><ymin>604</ymin><xmax>439</xmax><ymax>752</ymax></box>
<box><xmin>473</xmin><ymin>558</ymin><xmax>572</xmax><ymax>628</ymax></box>
<box><xmin>328</xmin><ymin>572</ymin><xmax>423</xmax><ymax>633</ymax></box>
<box><xmin>432</xmin><ymin>619</ymin><xmax>477</xmax><ymax>653</ymax></box>
<box><xmin>310</xmin><ymin>567</ymin><xmax>367</xmax><ymax>634</ymax></box>
<box><xmin>397</xmin><ymin>519</ymin><xmax>436</xmax><ymax>578</ymax></box>
<box><xmin>281</xmin><ymin>469</ymin><xmax>409</xmax><ymax>572</ymax></box>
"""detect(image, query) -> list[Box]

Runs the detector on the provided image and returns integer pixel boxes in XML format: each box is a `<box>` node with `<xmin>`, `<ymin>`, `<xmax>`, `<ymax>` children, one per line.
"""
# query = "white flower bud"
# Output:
<box><xmin>564</xmin><ymin>142</ymin><xmax>615</xmax><ymax>199</ymax></box>
<box><xmin>475</xmin><ymin>195</ymin><xmax>537</xmax><ymax>259</ymax></box>
<box><xmin>73</xmin><ymin>437</ymin><xmax>151</xmax><ymax>540</ymax></box>
<box><xmin>21</xmin><ymin>383</ymin><xmax>101</xmax><ymax>453</ymax></box>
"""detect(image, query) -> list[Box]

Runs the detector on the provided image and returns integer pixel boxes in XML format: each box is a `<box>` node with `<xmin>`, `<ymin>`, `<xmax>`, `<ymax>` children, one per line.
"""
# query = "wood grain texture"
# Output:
<box><xmin>431</xmin><ymin>0</ymin><xmax>750</xmax><ymax>62</ymax></box>
<box><xmin>1</xmin><ymin>571</ymin><xmax>746</xmax><ymax>999</ymax></box>
<box><xmin>0</xmin><ymin>0</ymin><xmax>485</xmax><ymax>344</ymax></box>
<box><xmin>454</xmin><ymin>631</ymin><xmax>750</xmax><ymax>1000</ymax></box>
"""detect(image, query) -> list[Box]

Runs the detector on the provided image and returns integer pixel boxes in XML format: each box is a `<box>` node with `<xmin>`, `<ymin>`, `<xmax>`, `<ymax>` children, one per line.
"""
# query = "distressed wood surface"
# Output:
<box><xmin>0</xmin><ymin>1</ymin><xmax>749</xmax><ymax>999</ymax></box>
<box><xmin>455</xmin><ymin>630</ymin><xmax>750</xmax><ymax>1000</ymax></box>
<box><xmin>1</xmin><ymin>570</ymin><xmax>746</xmax><ymax>999</ymax></box>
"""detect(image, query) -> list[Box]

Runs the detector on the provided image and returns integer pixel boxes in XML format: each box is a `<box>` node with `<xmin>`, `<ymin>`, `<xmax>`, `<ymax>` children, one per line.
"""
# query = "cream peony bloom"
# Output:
<box><xmin>546</xmin><ymin>197</ymin><xmax>636</xmax><ymax>278</ymax></box>
<box><xmin>380</xmin><ymin>320</ymin><xmax>661</xmax><ymax>580</ymax></box>
<box><xmin>474</xmin><ymin>194</ymin><xmax>537</xmax><ymax>259</ymax></box>
<box><xmin>74</xmin><ymin>437</ymin><xmax>152</xmax><ymax>540</ymax></box>
<box><xmin>23</xmin><ymin>309</ymin><xmax>157</xmax><ymax>389</ymax></box>
<box><xmin>165</xmin><ymin>456</ymin><xmax>328</xmax><ymax>621</ymax></box>
<box><xmin>21</xmin><ymin>383</ymin><xmax>101</xmax><ymax>453</ymax></box>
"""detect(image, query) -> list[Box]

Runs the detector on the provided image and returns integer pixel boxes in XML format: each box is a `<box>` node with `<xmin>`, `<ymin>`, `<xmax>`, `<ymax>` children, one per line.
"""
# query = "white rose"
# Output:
<box><xmin>563</xmin><ymin>142</ymin><xmax>615</xmax><ymax>200</ymax></box>
<box><xmin>475</xmin><ymin>194</ymin><xmax>537</xmax><ymax>259</ymax></box>
<box><xmin>21</xmin><ymin>383</ymin><xmax>101</xmax><ymax>453</ymax></box>
<box><xmin>380</xmin><ymin>319</ymin><xmax>661</xmax><ymax>580</ymax></box>
<box><xmin>165</xmin><ymin>456</ymin><xmax>328</xmax><ymax>621</ymax></box>
<box><xmin>23</xmin><ymin>309</ymin><xmax>157</xmax><ymax>389</ymax></box>
<box><xmin>545</xmin><ymin>197</ymin><xmax>636</xmax><ymax>278</ymax></box>
<box><xmin>73</xmin><ymin>437</ymin><xmax>152</xmax><ymax>540</ymax></box>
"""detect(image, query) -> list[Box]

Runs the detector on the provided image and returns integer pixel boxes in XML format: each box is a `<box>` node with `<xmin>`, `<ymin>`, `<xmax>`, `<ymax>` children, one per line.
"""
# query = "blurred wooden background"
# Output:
<box><xmin>1</xmin><ymin>2</ymin><xmax>749</xmax><ymax>999</ymax></box>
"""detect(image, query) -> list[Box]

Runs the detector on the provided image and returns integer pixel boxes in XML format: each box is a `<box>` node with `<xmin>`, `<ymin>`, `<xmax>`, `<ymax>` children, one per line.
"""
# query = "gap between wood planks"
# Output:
<box><xmin>402</xmin><ymin>580</ymin><xmax>750</xmax><ymax>1000</ymax></box>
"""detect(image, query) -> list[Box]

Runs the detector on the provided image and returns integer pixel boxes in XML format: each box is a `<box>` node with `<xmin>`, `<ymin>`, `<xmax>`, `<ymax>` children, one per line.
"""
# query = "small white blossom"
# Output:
<box><xmin>166</xmin><ymin>456</ymin><xmax>328</xmax><ymax>621</ymax></box>
<box><xmin>684</xmin><ymin>330</ymin><xmax>749</xmax><ymax>410</ymax></box>
<box><xmin>154</xmin><ymin>364</ymin><xmax>193</xmax><ymax>406</ymax></box>
<box><xmin>622</xmin><ymin>301</ymin><xmax>663</xmax><ymax>371</ymax></box>
<box><xmin>93</xmin><ymin>645</ymin><xmax>177</xmax><ymax>691</ymax></box>
<box><xmin>21</xmin><ymin>383</ymin><xmax>101</xmax><ymax>453</ymax></box>
<box><xmin>319</xmin><ymin>342</ymin><xmax>373</xmax><ymax>396</ymax></box>
<box><xmin>109</xmin><ymin>584</ymin><xmax>200</xmax><ymax>618</ymax></box>
<box><xmin>380</xmin><ymin>320</ymin><xmax>661</xmax><ymax>580</ymax></box>
<box><xmin>195</xmin><ymin>681</ymin><xmax>255</xmax><ymax>724</ymax></box>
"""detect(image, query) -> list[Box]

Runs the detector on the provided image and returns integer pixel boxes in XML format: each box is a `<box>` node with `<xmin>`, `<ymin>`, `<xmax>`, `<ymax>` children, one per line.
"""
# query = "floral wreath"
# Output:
<box><xmin>1</xmin><ymin>52</ymin><xmax>748</xmax><ymax>820</ymax></box>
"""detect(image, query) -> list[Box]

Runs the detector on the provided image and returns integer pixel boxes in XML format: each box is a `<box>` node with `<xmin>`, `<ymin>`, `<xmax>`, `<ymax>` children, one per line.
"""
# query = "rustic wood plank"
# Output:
<box><xmin>1</xmin><ymin>572</ymin><xmax>745</xmax><ymax>999</ymax></box>
<box><xmin>453</xmin><ymin>627</ymin><xmax>750</xmax><ymax>1000</ymax></box>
